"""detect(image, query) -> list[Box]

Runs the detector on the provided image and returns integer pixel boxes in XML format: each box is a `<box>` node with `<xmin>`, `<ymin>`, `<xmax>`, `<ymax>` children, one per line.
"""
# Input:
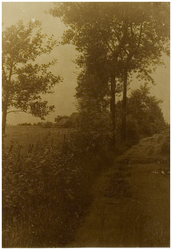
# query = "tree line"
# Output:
<box><xmin>2</xmin><ymin>3</ymin><xmax>170</xmax><ymax>145</ymax></box>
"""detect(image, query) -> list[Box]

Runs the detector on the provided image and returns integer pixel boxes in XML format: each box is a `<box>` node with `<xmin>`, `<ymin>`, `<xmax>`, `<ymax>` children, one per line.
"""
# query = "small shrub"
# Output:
<box><xmin>41</xmin><ymin>121</ymin><xmax>54</xmax><ymax>128</ymax></box>
<box><xmin>161</xmin><ymin>135</ymin><xmax>170</xmax><ymax>156</ymax></box>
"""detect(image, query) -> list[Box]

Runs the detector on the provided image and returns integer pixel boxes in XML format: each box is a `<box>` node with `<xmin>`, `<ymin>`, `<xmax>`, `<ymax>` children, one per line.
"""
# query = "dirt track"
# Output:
<box><xmin>67</xmin><ymin>129</ymin><xmax>170</xmax><ymax>247</ymax></box>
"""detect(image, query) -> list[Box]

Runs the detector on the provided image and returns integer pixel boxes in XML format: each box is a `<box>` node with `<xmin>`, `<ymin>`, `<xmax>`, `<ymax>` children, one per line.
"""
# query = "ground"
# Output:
<box><xmin>67</xmin><ymin>128</ymin><xmax>170</xmax><ymax>247</ymax></box>
<box><xmin>2</xmin><ymin>126</ymin><xmax>170</xmax><ymax>247</ymax></box>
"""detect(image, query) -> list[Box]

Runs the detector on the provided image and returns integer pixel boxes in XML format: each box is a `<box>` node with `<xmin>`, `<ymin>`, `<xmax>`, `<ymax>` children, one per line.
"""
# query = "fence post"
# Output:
<box><xmin>9</xmin><ymin>144</ymin><xmax>13</xmax><ymax>153</ymax></box>
<box><xmin>51</xmin><ymin>137</ymin><xmax>54</xmax><ymax>149</ymax></box>
<box><xmin>18</xmin><ymin>145</ymin><xmax>22</xmax><ymax>161</ymax></box>
<box><xmin>64</xmin><ymin>134</ymin><xmax>66</xmax><ymax>142</ymax></box>
<box><xmin>28</xmin><ymin>144</ymin><xmax>34</xmax><ymax>154</ymax></box>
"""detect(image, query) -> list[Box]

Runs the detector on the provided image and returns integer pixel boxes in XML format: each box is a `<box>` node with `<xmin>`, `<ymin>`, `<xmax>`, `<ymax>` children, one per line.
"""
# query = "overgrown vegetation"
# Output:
<box><xmin>50</xmin><ymin>2</ymin><xmax>169</xmax><ymax>142</ymax></box>
<box><xmin>115</xmin><ymin>84</ymin><xmax>166</xmax><ymax>145</ymax></box>
<box><xmin>2</xmin><ymin>2</ymin><xmax>169</xmax><ymax>248</ymax></box>
<box><xmin>2</xmin><ymin>127</ymin><xmax>114</xmax><ymax>247</ymax></box>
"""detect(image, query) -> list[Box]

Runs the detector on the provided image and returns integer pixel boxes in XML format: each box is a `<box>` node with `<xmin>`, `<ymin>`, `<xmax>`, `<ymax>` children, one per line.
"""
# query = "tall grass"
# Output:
<box><xmin>2</xmin><ymin>129</ymin><xmax>113</xmax><ymax>247</ymax></box>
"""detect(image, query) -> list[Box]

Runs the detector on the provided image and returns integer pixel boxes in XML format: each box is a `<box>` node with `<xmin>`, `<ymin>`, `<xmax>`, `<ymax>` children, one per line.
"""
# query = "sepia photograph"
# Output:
<box><xmin>2</xmin><ymin>2</ymin><xmax>170</xmax><ymax>247</ymax></box>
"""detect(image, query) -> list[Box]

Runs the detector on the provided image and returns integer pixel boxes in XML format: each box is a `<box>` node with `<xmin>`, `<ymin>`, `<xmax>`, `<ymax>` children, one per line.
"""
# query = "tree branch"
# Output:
<box><xmin>126</xmin><ymin>22</ymin><xmax>143</xmax><ymax>64</ymax></box>
<box><xmin>2</xmin><ymin>65</ymin><xmax>8</xmax><ymax>83</ymax></box>
<box><xmin>8</xmin><ymin>58</ymin><xmax>13</xmax><ymax>82</ymax></box>
<box><xmin>95</xmin><ymin>22</ymin><xmax>114</xmax><ymax>53</ymax></box>
<box><xmin>7</xmin><ymin>109</ymin><xmax>28</xmax><ymax>114</ymax></box>
<box><xmin>136</xmin><ymin>23</ymin><xmax>143</xmax><ymax>51</ymax></box>
<box><xmin>130</xmin><ymin>23</ymin><xmax>134</xmax><ymax>39</ymax></box>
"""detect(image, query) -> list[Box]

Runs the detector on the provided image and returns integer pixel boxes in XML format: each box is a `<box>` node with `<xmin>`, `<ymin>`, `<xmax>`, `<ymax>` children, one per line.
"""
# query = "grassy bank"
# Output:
<box><xmin>2</xmin><ymin>127</ymin><xmax>113</xmax><ymax>247</ymax></box>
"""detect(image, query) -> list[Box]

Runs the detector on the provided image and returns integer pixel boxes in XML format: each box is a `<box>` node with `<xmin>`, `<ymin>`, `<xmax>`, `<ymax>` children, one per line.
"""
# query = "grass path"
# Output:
<box><xmin>67</xmin><ymin>163</ymin><xmax>169</xmax><ymax>247</ymax></box>
<box><xmin>67</xmin><ymin>130</ymin><xmax>170</xmax><ymax>247</ymax></box>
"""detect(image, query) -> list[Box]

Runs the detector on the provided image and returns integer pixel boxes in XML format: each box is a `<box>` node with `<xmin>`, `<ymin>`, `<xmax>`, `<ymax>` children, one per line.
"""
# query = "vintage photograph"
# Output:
<box><xmin>2</xmin><ymin>2</ymin><xmax>170</xmax><ymax>247</ymax></box>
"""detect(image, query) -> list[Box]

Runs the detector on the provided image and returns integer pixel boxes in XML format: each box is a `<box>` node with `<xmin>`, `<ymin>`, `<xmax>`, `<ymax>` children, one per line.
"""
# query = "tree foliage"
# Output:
<box><xmin>2</xmin><ymin>20</ymin><xmax>61</xmax><ymax>133</ymax></box>
<box><xmin>116</xmin><ymin>84</ymin><xmax>166</xmax><ymax>144</ymax></box>
<box><xmin>50</xmin><ymin>2</ymin><xmax>169</xmax><ymax>143</ymax></box>
<box><xmin>50</xmin><ymin>2</ymin><xmax>169</xmax><ymax>83</ymax></box>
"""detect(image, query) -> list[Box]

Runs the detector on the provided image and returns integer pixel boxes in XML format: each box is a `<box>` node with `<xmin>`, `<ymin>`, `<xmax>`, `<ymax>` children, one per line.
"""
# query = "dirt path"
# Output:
<box><xmin>67</xmin><ymin>130</ymin><xmax>170</xmax><ymax>247</ymax></box>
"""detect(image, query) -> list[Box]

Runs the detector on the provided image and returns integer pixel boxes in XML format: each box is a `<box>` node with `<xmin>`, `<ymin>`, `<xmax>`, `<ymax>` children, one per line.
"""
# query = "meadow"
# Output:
<box><xmin>3</xmin><ymin>126</ymin><xmax>75</xmax><ymax>157</ymax></box>
<box><xmin>2</xmin><ymin>125</ymin><xmax>95</xmax><ymax>247</ymax></box>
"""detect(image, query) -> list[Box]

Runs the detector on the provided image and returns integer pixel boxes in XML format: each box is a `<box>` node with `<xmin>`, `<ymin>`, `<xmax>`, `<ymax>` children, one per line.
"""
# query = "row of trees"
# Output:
<box><xmin>17</xmin><ymin>113</ymin><xmax>78</xmax><ymax>128</ymax></box>
<box><xmin>2</xmin><ymin>3</ymin><xmax>170</xmax><ymax>142</ymax></box>
<box><xmin>50</xmin><ymin>2</ymin><xmax>169</xmax><ymax>143</ymax></box>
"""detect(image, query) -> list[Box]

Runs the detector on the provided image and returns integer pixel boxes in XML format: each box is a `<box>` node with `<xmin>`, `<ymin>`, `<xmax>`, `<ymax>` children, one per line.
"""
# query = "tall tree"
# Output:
<box><xmin>50</xmin><ymin>2</ymin><xmax>125</xmax><ymax>142</ymax></box>
<box><xmin>115</xmin><ymin>3</ymin><xmax>169</xmax><ymax>140</ymax></box>
<box><xmin>2</xmin><ymin>20</ymin><xmax>61</xmax><ymax>134</ymax></box>
<box><xmin>50</xmin><ymin>2</ymin><xmax>169</xmax><ymax>143</ymax></box>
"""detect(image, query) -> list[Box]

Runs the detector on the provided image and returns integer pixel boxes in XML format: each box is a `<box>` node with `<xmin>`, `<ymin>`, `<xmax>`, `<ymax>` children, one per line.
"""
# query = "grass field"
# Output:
<box><xmin>3</xmin><ymin>125</ymin><xmax>75</xmax><ymax>156</ymax></box>
<box><xmin>2</xmin><ymin>125</ymin><xmax>94</xmax><ymax>247</ymax></box>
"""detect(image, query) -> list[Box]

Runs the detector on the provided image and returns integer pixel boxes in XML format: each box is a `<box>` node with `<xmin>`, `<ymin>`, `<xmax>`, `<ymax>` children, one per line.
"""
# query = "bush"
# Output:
<box><xmin>2</xmin><ymin>143</ymin><xmax>92</xmax><ymax>247</ymax></box>
<box><xmin>41</xmin><ymin>121</ymin><xmax>54</xmax><ymax>128</ymax></box>
<box><xmin>2</xmin><ymin>109</ymin><xmax>115</xmax><ymax>247</ymax></box>
<box><xmin>115</xmin><ymin>84</ymin><xmax>166</xmax><ymax>145</ymax></box>
<box><xmin>75</xmin><ymin>110</ymin><xmax>112</xmax><ymax>152</ymax></box>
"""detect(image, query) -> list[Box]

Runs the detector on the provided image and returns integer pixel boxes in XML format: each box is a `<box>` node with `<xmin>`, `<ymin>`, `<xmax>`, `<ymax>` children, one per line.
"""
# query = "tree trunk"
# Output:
<box><xmin>2</xmin><ymin>90</ymin><xmax>9</xmax><ymax>135</ymax></box>
<box><xmin>110</xmin><ymin>75</ymin><xmax>116</xmax><ymax>144</ymax></box>
<box><xmin>121</xmin><ymin>68</ymin><xmax>127</xmax><ymax>142</ymax></box>
<box><xmin>2</xmin><ymin>104</ymin><xmax>8</xmax><ymax>135</ymax></box>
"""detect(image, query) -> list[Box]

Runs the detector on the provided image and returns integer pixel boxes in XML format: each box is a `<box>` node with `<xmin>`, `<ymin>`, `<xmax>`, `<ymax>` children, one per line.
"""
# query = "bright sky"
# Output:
<box><xmin>2</xmin><ymin>2</ymin><xmax>170</xmax><ymax>124</ymax></box>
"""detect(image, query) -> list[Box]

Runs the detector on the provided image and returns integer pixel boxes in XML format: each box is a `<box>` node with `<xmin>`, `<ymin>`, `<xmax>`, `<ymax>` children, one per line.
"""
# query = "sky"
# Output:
<box><xmin>2</xmin><ymin>2</ymin><xmax>170</xmax><ymax>125</ymax></box>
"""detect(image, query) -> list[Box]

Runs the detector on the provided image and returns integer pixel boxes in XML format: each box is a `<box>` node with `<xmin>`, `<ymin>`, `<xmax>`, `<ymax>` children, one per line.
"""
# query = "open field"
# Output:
<box><xmin>3</xmin><ymin>126</ymin><xmax>75</xmax><ymax>156</ymax></box>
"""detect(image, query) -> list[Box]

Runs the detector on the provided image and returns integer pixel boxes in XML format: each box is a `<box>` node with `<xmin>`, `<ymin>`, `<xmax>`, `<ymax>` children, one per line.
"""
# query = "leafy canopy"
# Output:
<box><xmin>50</xmin><ymin>2</ymin><xmax>169</xmax><ymax>79</ymax></box>
<box><xmin>116</xmin><ymin>84</ymin><xmax>166</xmax><ymax>144</ymax></box>
<box><xmin>50</xmin><ymin>2</ymin><xmax>169</xmax><ymax>111</ymax></box>
<box><xmin>2</xmin><ymin>20</ymin><xmax>61</xmax><ymax>119</ymax></box>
